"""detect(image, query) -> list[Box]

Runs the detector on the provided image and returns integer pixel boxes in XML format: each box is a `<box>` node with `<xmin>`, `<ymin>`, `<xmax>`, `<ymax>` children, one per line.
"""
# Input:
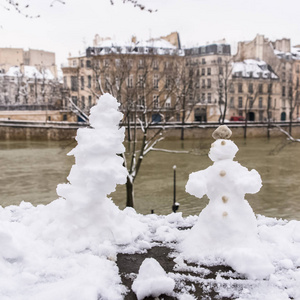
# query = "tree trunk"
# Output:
<box><xmin>181</xmin><ymin>98</ymin><xmax>186</xmax><ymax>141</ymax></box>
<box><xmin>289</xmin><ymin>110</ymin><xmax>293</xmax><ymax>135</ymax></box>
<box><xmin>126</xmin><ymin>176</ymin><xmax>134</xmax><ymax>207</ymax></box>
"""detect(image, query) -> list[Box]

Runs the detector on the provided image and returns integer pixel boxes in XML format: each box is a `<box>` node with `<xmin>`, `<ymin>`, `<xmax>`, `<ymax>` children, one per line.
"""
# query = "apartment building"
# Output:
<box><xmin>235</xmin><ymin>34</ymin><xmax>300</xmax><ymax>121</ymax></box>
<box><xmin>62</xmin><ymin>33</ymin><xmax>300</xmax><ymax>123</ymax></box>
<box><xmin>62</xmin><ymin>32</ymin><xmax>186</xmax><ymax>123</ymax></box>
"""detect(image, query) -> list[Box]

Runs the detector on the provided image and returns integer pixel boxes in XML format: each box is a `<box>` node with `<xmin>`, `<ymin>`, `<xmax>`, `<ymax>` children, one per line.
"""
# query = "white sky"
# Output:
<box><xmin>0</xmin><ymin>0</ymin><xmax>299</xmax><ymax>67</ymax></box>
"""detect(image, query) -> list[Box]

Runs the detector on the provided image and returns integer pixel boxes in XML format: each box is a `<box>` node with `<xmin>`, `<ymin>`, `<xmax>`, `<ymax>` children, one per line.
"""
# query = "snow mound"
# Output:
<box><xmin>132</xmin><ymin>258</ymin><xmax>175</xmax><ymax>299</ymax></box>
<box><xmin>181</xmin><ymin>132</ymin><xmax>274</xmax><ymax>279</ymax></box>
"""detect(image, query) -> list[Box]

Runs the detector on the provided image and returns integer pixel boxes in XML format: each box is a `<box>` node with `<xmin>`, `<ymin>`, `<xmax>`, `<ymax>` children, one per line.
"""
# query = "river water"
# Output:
<box><xmin>0</xmin><ymin>137</ymin><xmax>300</xmax><ymax>221</ymax></box>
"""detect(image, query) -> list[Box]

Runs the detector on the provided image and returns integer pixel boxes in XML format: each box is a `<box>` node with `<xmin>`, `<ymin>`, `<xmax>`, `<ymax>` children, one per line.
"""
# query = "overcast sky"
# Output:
<box><xmin>1</xmin><ymin>0</ymin><xmax>299</xmax><ymax>67</ymax></box>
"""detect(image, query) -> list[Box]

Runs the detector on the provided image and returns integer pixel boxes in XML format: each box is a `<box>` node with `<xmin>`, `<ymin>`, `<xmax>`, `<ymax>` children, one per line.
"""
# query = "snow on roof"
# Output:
<box><xmin>5</xmin><ymin>66</ymin><xmax>55</xmax><ymax>80</ymax></box>
<box><xmin>274</xmin><ymin>49</ymin><xmax>294</xmax><ymax>60</ymax></box>
<box><xmin>291</xmin><ymin>47</ymin><xmax>300</xmax><ymax>60</ymax></box>
<box><xmin>87</xmin><ymin>36</ymin><xmax>182</xmax><ymax>57</ymax></box>
<box><xmin>232</xmin><ymin>59</ymin><xmax>278</xmax><ymax>79</ymax></box>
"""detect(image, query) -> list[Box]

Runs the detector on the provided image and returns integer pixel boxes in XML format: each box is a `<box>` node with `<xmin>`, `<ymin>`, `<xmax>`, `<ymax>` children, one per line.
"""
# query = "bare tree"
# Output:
<box><xmin>218</xmin><ymin>57</ymin><xmax>233</xmax><ymax>124</ymax></box>
<box><xmin>168</xmin><ymin>57</ymin><xmax>200</xmax><ymax>140</ymax></box>
<box><xmin>243</xmin><ymin>83</ymin><xmax>259</xmax><ymax>138</ymax></box>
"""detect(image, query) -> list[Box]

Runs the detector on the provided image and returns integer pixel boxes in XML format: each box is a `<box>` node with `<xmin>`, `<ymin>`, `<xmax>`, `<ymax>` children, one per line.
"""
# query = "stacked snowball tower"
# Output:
<box><xmin>180</xmin><ymin>125</ymin><xmax>275</xmax><ymax>279</ymax></box>
<box><xmin>56</xmin><ymin>93</ymin><xmax>144</xmax><ymax>246</ymax></box>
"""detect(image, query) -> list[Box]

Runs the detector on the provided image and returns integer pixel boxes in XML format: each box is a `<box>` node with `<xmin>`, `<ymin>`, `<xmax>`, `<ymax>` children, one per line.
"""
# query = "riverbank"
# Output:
<box><xmin>1</xmin><ymin>119</ymin><xmax>300</xmax><ymax>140</ymax></box>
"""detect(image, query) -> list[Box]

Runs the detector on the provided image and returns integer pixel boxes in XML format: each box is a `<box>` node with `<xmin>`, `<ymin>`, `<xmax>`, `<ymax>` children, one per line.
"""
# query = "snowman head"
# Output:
<box><xmin>209</xmin><ymin>125</ymin><xmax>238</xmax><ymax>161</ymax></box>
<box><xmin>208</xmin><ymin>139</ymin><xmax>238</xmax><ymax>161</ymax></box>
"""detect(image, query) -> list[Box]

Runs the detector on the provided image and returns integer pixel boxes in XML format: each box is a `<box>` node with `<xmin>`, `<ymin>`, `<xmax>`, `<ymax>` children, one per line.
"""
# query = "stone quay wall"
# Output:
<box><xmin>1</xmin><ymin>121</ymin><xmax>300</xmax><ymax>141</ymax></box>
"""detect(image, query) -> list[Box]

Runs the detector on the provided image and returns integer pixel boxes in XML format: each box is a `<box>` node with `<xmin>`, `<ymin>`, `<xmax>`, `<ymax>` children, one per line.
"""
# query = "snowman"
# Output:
<box><xmin>180</xmin><ymin>125</ymin><xmax>274</xmax><ymax>279</ymax></box>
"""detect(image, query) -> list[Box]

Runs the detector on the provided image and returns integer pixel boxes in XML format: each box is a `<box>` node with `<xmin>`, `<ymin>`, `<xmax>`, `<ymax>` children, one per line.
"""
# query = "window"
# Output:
<box><xmin>282</xmin><ymin>72</ymin><xmax>286</xmax><ymax>81</ymax></box>
<box><xmin>153</xmin><ymin>60</ymin><xmax>159</xmax><ymax>69</ymax></box>
<box><xmin>139</xmin><ymin>59</ymin><xmax>144</xmax><ymax>68</ymax></box>
<box><xmin>201</xmin><ymin>93</ymin><xmax>205</xmax><ymax>101</ymax></box>
<box><xmin>202</xmin><ymin>79</ymin><xmax>205</xmax><ymax>88</ymax></box>
<box><xmin>127</xmin><ymin>75</ymin><xmax>133</xmax><ymax>88</ymax></box>
<box><xmin>104</xmin><ymin>59</ymin><xmax>109</xmax><ymax>67</ymax></box>
<box><xmin>88</xmin><ymin>75</ymin><xmax>92</xmax><ymax>88</ymax></box>
<box><xmin>202</xmin><ymin>58</ymin><xmax>206</xmax><ymax>64</ymax></box>
<box><xmin>248</xmin><ymin>83</ymin><xmax>253</xmax><ymax>93</ymax></box>
<box><xmin>115</xmin><ymin>76</ymin><xmax>120</xmax><ymax>88</ymax></box>
<box><xmin>207</xmin><ymin>68</ymin><xmax>211</xmax><ymax>75</ymax></box>
<box><xmin>71</xmin><ymin>76</ymin><xmax>78</xmax><ymax>91</ymax></box>
<box><xmin>165</xmin><ymin>76</ymin><xmax>171</xmax><ymax>89</ymax></box>
<box><xmin>207</xmin><ymin>93</ymin><xmax>211</xmax><ymax>103</ymax></box>
<box><xmin>207</xmin><ymin>79</ymin><xmax>211</xmax><ymax>88</ymax></box>
<box><xmin>80</xmin><ymin>60</ymin><xmax>84</xmax><ymax>68</ymax></box>
<box><xmin>115</xmin><ymin>59</ymin><xmax>120</xmax><ymax>67</ymax></box>
<box><xmin>229</xmin><ymin>83</ymin><xmax>234</xmax><ymax>93</ymax></box>
<box><xmin>282</xmin><ymin>86</ymin><xmax>286</xmax><ymax>96</ymax></box>
<box><xmin>71</xmin><ymin>96</ymin><xmax>78</xmax><ymax>105</ymax></box>
<box><xmin>238</xmin><ymin>83</ymin><xmax>243</xmax><ymax>93</ymax></box>
<box><xmin>259</xmin><ymin>97</ymin><xmax>263</xmax><ymax>108</ymax></box>
<box><xmin>138</xmin><ymin>95</ymin><xmax>145</xmax><ymax>107</ymax></box>
<box><xmin>88</xmin><ymin>95</ymin><xmax>92</xmax><ymax>108</ymax></box>
<box><xmin>153</xmin><ymin>95</ymin><xmax>159</xmax><ymax>108</ymax></box>
<box><xmin>63</xmin><ymin>76</ymin><xmax>67</xmax><ymax>88</ymax></box>
<box><xmin>249</xmin><ymin>97</ymin><xmax>254</xmax><ymax>108</ymax></box>
<box><xmin>86</xmin><ymin>60</ymin><xmax>91</xmax><ymax>68</ymax></box>
<box><xmin>258</xmin><ymin>84</ymin><xmax>263</xmax><ymax>94</ymax></box>
<box><xmin>138</xmin><ymin>75</ymin><xmax>144</xmax><ymax>88</ymax></box>
<box><xmin>219</xmin><ymin>67</ymin><xmax>223</xmax><ymax>75</ymax></box>
<box><xmin>153</xmin><ymin>74</ymin><xmax>159</xmax><ymax>88</ymax></box>
<box><xmin>72</xmin><ymin>60</ymin><xmax>77</xmax><ymax>67</ymax></box>
<box><xmin>81</xmin><ymin>96</ymin><xmax>85</xmax><ymax>109</ymax></box>
<box><xmin>217</xmin><ymin>57</ymin><xmax>222</xmax><ymax>63</ymax></box>
<box><xmin>238</xmin><ymin>97</ymin><xmax>243</xmax><ymax>108</ymax></box>
<box><xmin>80</xmin><ymin>76</ymin><xmax>84</xmax><ymax>90</ymax></box>
<box><xmin>289</xmin><ymin>87</ymin><xmax>293</xmax><ymax>97</ymax></box>
<box><xmin>105</xmin><ymin>76</ymin><xmax>110</xmax><ymax>90</ymax></box>
<box><xmin>229</xmin><ymin>97</ymin><xmax>234</xmax><ymax>108</ymax></box>
<box><xmin>201</xmin><ymin>68</ymin><xmax>205</xmax><ymax>76</ymax></box>
<box><xmin>268</xmin><ymin>84</ymin><xmax>272</xmax><ymax>93</ymax></box>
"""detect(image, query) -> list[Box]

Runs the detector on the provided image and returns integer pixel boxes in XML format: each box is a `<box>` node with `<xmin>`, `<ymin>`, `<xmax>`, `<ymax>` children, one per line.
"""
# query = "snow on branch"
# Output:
<box><xmin>275</xmin><ymin>125</ymin><xmax>300</xmax><ymax>142</ymax></box>
<box><xmin>151</xmin><ymin>148</ymin><xmax>189</xmax><ymax>154</ymax></box>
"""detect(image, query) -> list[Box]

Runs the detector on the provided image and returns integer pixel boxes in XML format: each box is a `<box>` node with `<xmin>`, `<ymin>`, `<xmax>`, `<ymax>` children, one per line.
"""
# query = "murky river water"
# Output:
<box><xmin>0</xmin><ymin>137</ymin><xmax>300</xmax><ymax>220</ymax></box>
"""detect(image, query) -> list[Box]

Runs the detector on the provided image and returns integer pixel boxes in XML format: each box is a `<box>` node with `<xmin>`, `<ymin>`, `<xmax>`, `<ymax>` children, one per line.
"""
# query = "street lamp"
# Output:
<box><xmin>172</xmin><ymin>165</ymin><xmax>180</xmax><ymax>213</ymax></box>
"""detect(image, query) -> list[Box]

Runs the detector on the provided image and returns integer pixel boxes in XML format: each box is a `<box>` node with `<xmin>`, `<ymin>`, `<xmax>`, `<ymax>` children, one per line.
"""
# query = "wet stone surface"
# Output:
<box><xmin>117</xmin><ymin>246</ymin><xmax>239</xmax><ymax>300</ymax></box>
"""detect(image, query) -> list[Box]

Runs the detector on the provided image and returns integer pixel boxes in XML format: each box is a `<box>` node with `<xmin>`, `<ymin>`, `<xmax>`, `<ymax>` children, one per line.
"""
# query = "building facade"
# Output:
<box><xmin>62</xmin><ymin>33</ymin><xmax>300</xmax><ymax>123</ymax></box>
<box><xmin>235</xmin><ymin>34</ymin><xmax>300</xmax><ymax>121</ymax></box>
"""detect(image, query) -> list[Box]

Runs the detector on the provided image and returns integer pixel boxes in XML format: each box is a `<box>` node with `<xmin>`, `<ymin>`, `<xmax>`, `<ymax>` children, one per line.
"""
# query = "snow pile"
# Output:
<box><xmin>132</xmin><ymin>258</ymin><xmax>175</xmax><ymax>299</ymax></box>
<box><xmin>0</xmin><ymin>93</ymin><xmax>144</xmax><ymax>300</ymax></box>
<box><xmin>0</xmin><ymin>96</ymin><xmax>299</xmax><ymax>299</ymax></box>
<box><xmin>180</xmin><ymin>125</ymin><xmax>275</xmax><ymax>279</ymax></box>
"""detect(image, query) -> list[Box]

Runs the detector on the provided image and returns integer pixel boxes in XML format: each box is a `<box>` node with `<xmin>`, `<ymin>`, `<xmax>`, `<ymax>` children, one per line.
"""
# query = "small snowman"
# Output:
<box><xmin>180</xmin><ymin>125</ymin><xmax>274</xmax><ymax>279</ymax></box>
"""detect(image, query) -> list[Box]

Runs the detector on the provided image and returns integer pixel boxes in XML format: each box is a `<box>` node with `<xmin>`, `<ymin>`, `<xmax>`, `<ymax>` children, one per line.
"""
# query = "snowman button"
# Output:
<box><xmin>221</xmin><ymin>140</ymin><xmax>226</xmax><ymax>146</ymax></box>
<box><xmin>220</xmin><ymin>170</ymin><xmax>226</xmax><ymax>177</ymax></box>
<box><xmin>222</xmin><ymin>196</ymin><xmax>228</xmax><ymax>203</ymax></box>
<box><xmin>222</xmin><ymin>211</ymin><xmax>228</xmax><ymax>217</ymax></box>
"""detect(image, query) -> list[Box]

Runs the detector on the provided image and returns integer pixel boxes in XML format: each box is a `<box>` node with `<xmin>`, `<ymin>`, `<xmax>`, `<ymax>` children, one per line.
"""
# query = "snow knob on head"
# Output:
<box><xmin>212</xmin><ymin>125</ymin><xmax>232</xmax><ymax>140</ymax></box>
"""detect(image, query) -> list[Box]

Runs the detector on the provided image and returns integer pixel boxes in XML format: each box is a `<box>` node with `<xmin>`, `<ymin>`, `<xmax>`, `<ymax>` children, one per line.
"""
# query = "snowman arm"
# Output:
<box><xmin>185</xmin><ymin>170</ymin><xmax>208</xmax><ymax>198</ymax></box>
<box><xmin>239</xmin><ymin>169</ymin><xmax>262</xmax><ymax>194</ymax></box>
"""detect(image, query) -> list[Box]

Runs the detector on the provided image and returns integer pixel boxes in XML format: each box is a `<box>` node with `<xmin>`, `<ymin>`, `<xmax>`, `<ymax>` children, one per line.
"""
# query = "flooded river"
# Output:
<box><xmin>0</xmin><ymin>136</ymin><xmax>300</xmax><ymax>221</ymax></box>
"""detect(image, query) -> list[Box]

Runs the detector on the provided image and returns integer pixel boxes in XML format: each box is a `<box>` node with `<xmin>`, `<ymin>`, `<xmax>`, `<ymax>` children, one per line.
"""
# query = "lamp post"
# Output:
<box><xmin>172</xmin><ymin>165</ymin><xmax>180</xmax><ymax>213</ymax></box>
